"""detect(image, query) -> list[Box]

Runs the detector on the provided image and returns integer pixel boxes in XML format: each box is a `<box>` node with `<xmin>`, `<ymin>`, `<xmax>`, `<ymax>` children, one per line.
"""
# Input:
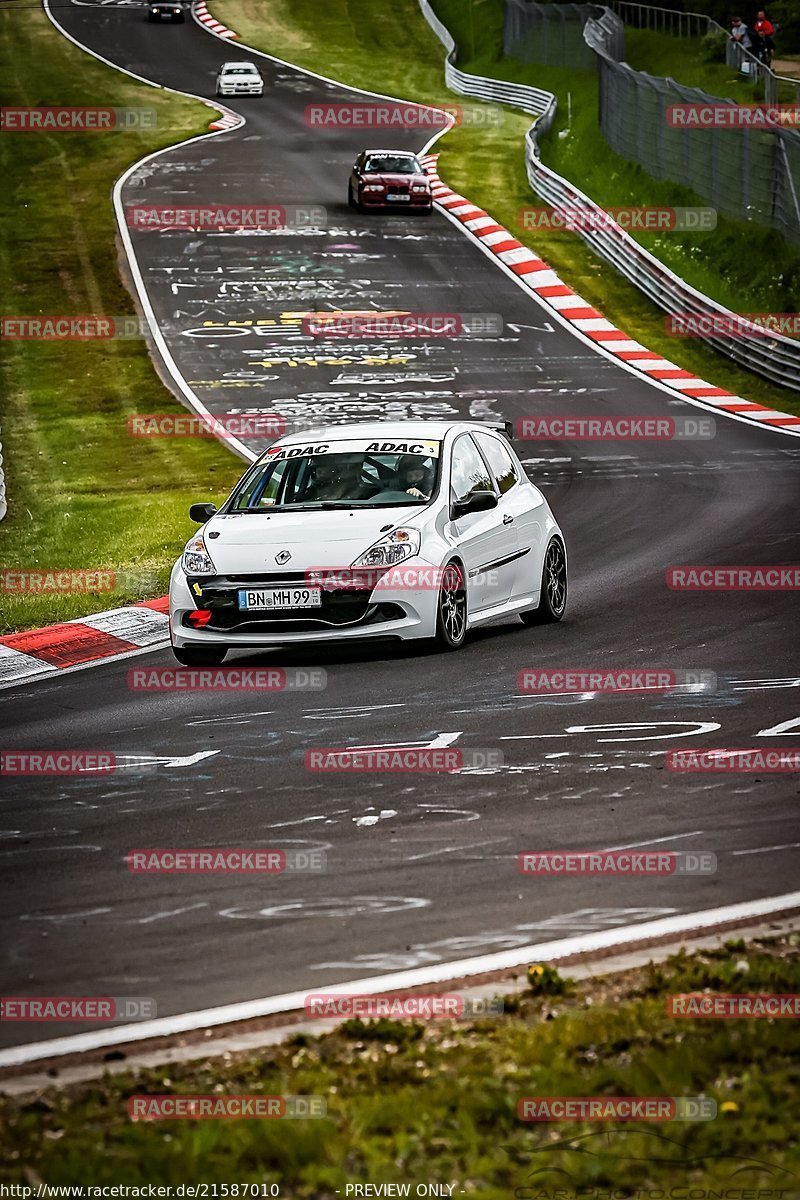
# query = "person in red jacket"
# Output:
<box><xmin>752</xmin><ymin>11</ymin><xmax>776</xmax><ymax>64</ymax></box>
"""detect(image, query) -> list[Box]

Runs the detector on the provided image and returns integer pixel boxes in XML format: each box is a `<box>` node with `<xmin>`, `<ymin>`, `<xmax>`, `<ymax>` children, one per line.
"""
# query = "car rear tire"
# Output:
<box><xmin>171</xmin><ymin>644</ymin><xmax>228</xmax><ymax>666</ymax></box>
<box><xmin>521</xmin><ymin>537</ymin><xmax>567</xmax><ymax>625</ymax></box>
<box><xmin>433</xmin><ymin>560</ymin><xmax>467</xmax><ymax>651</ymax></box>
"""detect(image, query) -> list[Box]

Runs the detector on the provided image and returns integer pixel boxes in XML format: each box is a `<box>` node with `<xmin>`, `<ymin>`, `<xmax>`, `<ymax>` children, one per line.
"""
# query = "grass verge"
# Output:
<box><xmin>210</xmin><ymin>0</ymin><xmax>800</xmax><ymax>416</ymax></box>
<box><xmin>0</xmin><ymin>7</ymin><xmax>243</xmax><ymax>633</ymax></box>
<box><xmin>1</xmin><ymin>935</ymin><xmax>798</xmax><ymax>1193</ymax></box>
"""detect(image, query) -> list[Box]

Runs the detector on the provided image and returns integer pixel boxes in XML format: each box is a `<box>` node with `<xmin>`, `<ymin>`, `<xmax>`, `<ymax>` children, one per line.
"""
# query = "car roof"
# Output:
<box><xmin>220</xmin><ymin>61</ymin><xmax>260</xmax><ymax>68</ymax></box>
<box><xmin>362</xmin><ymin>149</ymin><xmax>418</xmax><ymax>157</ymax></box>
<box><xmin>267</xmin><ymin>422</ymin><xmax>507</xmax><ymax>445</ymax></box>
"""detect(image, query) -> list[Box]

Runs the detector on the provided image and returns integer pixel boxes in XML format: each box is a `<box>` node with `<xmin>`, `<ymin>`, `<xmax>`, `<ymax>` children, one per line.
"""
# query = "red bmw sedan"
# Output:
<box><xmin>348</xmin><ymin>150</ymin><xmax>433</xmax><ymax>214</ymax></box>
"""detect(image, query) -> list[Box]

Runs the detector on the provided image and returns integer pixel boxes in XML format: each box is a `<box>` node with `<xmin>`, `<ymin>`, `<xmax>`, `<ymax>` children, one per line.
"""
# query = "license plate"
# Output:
<box><xmin>237</xmin><ymin>587</ymin><xmax>321</xmax><ymax>610</ymax></box>
<box><xmin>387</xmin><ymin>194</ymin><xmax>410</xmax><ymax>201</ymax></box>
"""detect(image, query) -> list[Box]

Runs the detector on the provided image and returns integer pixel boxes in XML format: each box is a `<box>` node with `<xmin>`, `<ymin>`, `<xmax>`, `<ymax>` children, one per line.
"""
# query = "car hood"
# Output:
<box><xmin>363</xmin><ymin>173</ymin><xmax>429</xmax><ymax>187</ymax></box>
<box><xmin>202</xmin><ymin>508</ymin><xmax>422</xmax><ymax>572</ymax></box>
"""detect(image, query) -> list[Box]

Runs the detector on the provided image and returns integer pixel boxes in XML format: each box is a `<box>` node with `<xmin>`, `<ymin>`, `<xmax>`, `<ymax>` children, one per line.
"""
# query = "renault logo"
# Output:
<box><xmin>275</xmin><ymin>550</ymin><xmax>292</xmax><ymax>564</ymax></box>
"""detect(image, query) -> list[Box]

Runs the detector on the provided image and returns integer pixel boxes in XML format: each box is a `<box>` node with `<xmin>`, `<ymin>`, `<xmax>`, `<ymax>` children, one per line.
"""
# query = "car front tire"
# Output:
<box><xmin>347</xmin><ymin>181</ymin><xmax>361</xmax><ymax>212</ymax></box>
<box><xmin>433</xmin><ymin>560</ymin><xmax>468</xmax><ymax>651</ymax></box>
<box><xmin>521</xmin><ymin>537</ymin><xmax>567</xmax><ymax>625</ymax></box>
<box><xmin>171</xmin><ymin>643</ymin><xmax>228</xmax><ymax>666</ymax></box>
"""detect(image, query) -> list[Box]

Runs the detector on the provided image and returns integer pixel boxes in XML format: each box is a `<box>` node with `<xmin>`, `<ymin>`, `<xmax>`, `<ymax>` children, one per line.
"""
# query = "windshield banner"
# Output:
<box><xmin>264</xmin><ymin>439</ymin><xmax>441</xmax><ymax>460</ymax></box>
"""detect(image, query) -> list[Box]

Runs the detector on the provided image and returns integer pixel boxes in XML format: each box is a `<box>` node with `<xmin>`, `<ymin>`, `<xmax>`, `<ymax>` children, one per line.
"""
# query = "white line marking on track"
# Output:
<box><xmin>2</xmin><ymin>891</ymin><xmax>798</xmax><ymax>1068</ymax></box>
<box><xmin>602</xmin><ymin>830</ymin><xmax>704</xmax><ymax>852</ymax></box>
<box><xmin>732</xmin><ymin>842</ymin><xmax>800</xmax><ymax>857</ymax></box>
<box><xmin>406</xmin><ymin>838</ymin><xmax>508</xmax><ymax>862</ymax></box>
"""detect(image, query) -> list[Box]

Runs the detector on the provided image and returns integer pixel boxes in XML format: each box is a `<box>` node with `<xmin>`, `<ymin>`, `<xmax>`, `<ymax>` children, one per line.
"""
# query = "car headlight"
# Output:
<box><xmin>182</xmin><ymin>535</ymin><xmax>216</xmax><ymax>575</ymax></box>
<box><xmin>411</xmin><ymin>185</ymin><xmax>429</xmax><ymax>193</ymax></box>
<box><xmin>352</xmin><ymin>527</ymin><xmax>421</xmax><ymax>568</ymax></box>
<box><xmin>363</xmin><ymin>184</ymin><xmax>385</xmax><ymax>192</ymax></box>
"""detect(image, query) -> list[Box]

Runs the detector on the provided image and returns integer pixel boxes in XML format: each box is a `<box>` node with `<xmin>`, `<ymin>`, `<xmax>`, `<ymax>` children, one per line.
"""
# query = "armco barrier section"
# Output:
<box><xmin>0</xmin><ymin>434</ymin><xmax>5</xmax><ymax>521</ymax></box>
<box><xmin>418</xmin><ymin>0</ymin><xmax>800</xmax><ymax>390</ymax></box>
<box><xmin>421</xmin><ymin>0</ymin><xmax>552</xmax><ymax>116</ymax></box>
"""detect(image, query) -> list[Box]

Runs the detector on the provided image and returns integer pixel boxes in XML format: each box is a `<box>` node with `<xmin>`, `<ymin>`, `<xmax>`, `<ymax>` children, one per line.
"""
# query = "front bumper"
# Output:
<box><xmin>169</xmin><ymin>561</ymin><xmax>440</xmax><ymax>647</ymax></box>
<box><xmin>358</xmin><ymin>191</ymin><xmax>432</xmax><ymax>211</ymax></box>
<box><xmin>217</xmin><ymin>85</ymin><xmax>263</xmax><ymax>96</ymax></box>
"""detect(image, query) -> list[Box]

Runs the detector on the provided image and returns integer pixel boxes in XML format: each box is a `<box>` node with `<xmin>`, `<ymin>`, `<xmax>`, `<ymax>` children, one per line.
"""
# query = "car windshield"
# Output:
<box><xmin>225</xmin><ymin>66</ymin><xmax>258</xmax><ymax>75</ymax></box>
<box><xmin>228</xmin><ymin>443</ymin><xmax>442</xmax><ymax>511</ymax></box>
<box><xmin>364</xmin><ymin>156</ymin><xmax>420</xmax><ymax>175</ymax></box>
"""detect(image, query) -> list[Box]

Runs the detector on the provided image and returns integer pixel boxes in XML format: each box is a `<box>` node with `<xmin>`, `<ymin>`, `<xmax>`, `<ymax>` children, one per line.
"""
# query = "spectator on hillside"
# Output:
<box><xmin>752</xmin><ymin>10</ymin><xmax>776</xmax><ymax>64</ymax></box>
<box><xmin>729</xmin><ymin>15</ymin><xmax>753</xmax><ymax>52</ymax></box>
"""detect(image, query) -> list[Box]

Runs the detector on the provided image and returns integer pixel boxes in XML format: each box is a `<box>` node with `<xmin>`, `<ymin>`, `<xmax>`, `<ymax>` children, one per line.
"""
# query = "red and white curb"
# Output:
<box><xmin>0</xmin><ymin>599</ymin><xmax>169</xmax><ymax>689</ymax></box>
<box><xmin>422</xmin><ymin>155</ymin><xmax>800</xmax><ymax>431</ymax></box>
<box><xmin>192</xmin><ymin>4</ymin><xmax>242</xmax><ymax>130</ymax></box>
<box><xmin>193</xmin><ymin>0</ymin><xmax>237</xmax><ymax>40</ymax></box>
<box><xmin>208</xmin><ymin>111</ymin><xmax>242</xmax><ymax>131</ymax></box>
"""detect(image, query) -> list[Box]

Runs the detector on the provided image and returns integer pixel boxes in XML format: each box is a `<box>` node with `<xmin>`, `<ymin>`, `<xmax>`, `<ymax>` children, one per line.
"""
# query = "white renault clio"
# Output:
<box><xmin>169</xmin><ymin>422</ymin><xmax>567</xmax><ymax>664</ymax></box>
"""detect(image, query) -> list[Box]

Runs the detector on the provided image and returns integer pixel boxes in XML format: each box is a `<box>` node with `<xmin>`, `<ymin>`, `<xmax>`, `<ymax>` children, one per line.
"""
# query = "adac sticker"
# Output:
<box><xmin>265</xmin><ymin>439</ymin><xmax>441</xmax><ymax>461</ymax></box>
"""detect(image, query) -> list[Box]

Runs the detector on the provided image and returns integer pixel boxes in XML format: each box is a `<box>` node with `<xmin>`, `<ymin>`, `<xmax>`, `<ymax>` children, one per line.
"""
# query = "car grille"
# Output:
<box><xmin>185</xmin><ymin>574</ymin><xmax>405</xmax><ymax>633</ymax></box>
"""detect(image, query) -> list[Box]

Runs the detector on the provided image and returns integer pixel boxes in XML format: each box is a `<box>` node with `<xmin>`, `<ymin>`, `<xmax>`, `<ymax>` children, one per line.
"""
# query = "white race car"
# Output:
<box><xmin>169</xmin><ymin>422</ymin><xmax>567</xmax><ymax>664</ymax></box>
<box><xmin>215</xmin><ymin>62</ymin><xmax>264</xmax><ymax>97</ymax></box>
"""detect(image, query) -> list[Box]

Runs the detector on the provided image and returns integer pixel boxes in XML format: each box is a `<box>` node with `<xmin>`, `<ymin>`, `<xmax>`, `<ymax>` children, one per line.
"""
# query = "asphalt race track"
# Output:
<box><xmin>1</xmin><ymin>0</ymin><xmax>799</xmax><ymax>1053</ymax></box>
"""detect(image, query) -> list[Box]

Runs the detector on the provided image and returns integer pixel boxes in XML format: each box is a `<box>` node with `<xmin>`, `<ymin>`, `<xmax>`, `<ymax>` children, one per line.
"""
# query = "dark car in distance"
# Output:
<box><xmin>148</xmin><ymin>2</ymin><xmax>185</xmax><ymax>21</ymax></box>
<box><xmin>348</xmin><ymin>150</ymin><xmax>433</xmax><ymax>214</ymax></box>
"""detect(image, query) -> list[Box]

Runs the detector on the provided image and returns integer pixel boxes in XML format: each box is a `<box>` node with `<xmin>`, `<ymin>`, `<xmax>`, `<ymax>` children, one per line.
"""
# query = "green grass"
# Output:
<box><xmin>210</xmin><ymin>0</ymin><xmax>800</xmax><ymax>416</ymax></box>
<box><xmin>0</xmin><ymin>7</ymin><xmax>243</xmax><ymax>633</ymax></box>
<box><xmin>2</xmin><ymin>936</ymin><xmax>799</xmax><ymax>1194</ymax></box>
<box><xmin>624</xmin><ymin>27</ymin><xmax>798</xmax><ymax>103</ymax></box>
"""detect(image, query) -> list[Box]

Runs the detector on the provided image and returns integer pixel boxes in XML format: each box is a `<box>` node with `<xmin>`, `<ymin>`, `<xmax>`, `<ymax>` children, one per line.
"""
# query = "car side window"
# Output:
<box><xmin>450</xmin><ymin>435</ymin><xmax>494</xmax><ymax>506</ymax></box>
<box><xmin>474</xmin><ymin>432</ymin><xmax>518</xmax><ymax>495</ymax></box>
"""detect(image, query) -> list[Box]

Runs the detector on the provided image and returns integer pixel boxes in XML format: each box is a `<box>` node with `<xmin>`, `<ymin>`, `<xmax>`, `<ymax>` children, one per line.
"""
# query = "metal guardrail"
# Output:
<box><xmin>418</xmin><ymin>0</ymin><xmax>800</xmax><ymax>391</ymax></box>
<box><xmin>608</xmin><ymin>0</ymin><xmax>800</xmax><ymax>105</ymax></box>
<box><xmin>0</xmin><ymin>435</ymin><xmax>5</xmax><ymax>521</ymax></box>
<box><xmin>421</xmin><ymin>0</ymin><xmax>552</xmax><ymax>115</ymax></box>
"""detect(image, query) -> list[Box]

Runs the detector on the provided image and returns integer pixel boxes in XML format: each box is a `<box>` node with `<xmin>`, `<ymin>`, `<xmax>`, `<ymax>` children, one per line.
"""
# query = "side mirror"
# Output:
<box><xmin>189</xmin><ymin>502</ymin><xmax>217</xmax><ymax>523</ymax></box>
<box><xmin>451</xmin><ymin>490</ymin><xmax>498</xmax><ymax>519</ymax></box>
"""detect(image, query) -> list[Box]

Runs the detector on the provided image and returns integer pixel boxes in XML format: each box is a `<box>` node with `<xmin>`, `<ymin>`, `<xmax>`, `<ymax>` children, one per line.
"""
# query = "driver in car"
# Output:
<box><xmin>395</xmin><ymin>454</ymin><xmax>433</xmax><ymax>500</ymax></box>
<box><xmin>304</xmin><ymin>455</ymin><xmax>375</xmax><ymax>502</ymax></box>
